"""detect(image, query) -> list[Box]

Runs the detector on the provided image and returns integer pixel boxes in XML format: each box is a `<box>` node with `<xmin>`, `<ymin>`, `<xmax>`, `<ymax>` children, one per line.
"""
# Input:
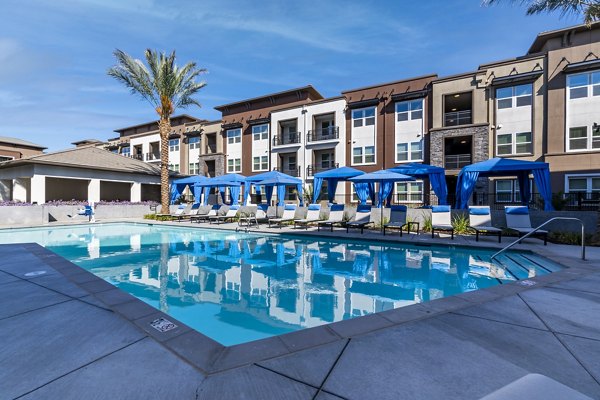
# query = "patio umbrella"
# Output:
<box><xmin>349</xmin><ymin>170</ymin><xmax>415</xmax><ymax>232</ymax></box>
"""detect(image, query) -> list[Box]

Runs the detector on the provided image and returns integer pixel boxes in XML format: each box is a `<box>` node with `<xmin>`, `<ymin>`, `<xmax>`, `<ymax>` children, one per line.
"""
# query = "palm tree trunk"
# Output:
<box><xmin>159</xmin><ymin>117</ymin><xmax>171</xmax><ymax>214</ymax></box>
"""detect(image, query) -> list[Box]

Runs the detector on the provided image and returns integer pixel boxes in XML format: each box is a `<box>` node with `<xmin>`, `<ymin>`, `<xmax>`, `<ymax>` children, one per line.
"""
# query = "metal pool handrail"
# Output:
<box><xmin>490</xmin><ymin>217</ymin><xmax>586</xmax><ymax>261</ymax></box>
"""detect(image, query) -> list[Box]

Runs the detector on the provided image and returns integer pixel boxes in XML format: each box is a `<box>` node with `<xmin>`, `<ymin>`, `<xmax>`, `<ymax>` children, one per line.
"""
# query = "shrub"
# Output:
<box><xmin>143</xmin><ymin>214</ymin><xmax>157</xmax><ymax>220</ymax></box>
<box><xmin>422</xmin><ymin>214</ymin><xmax>432</xmax><ymax>233</ymax></box>
<box><xmin>551</xmin><ymin>191</ymin><xmax>569</xmax><ymax>211</ymax></box>
<box><xmin>452</xmin><ymin>213</ymin><xmax>473</xmax><ymax>234</ymax></box>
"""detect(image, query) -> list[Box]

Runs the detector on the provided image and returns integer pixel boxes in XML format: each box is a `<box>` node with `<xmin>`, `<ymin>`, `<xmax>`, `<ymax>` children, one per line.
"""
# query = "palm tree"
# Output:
<box><xmin>483</xmin><ymin>0</ymin><xmax>600</xmax><ymax>25</ymax></box>
<box><xmin>108</xmin><ymin>49</ymin><xmax>207</xmax><ymax>213</ymax></box>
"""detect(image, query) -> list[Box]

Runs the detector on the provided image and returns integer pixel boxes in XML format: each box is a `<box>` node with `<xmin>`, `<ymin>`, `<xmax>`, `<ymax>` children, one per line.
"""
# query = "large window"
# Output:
<box><xmin>253</xmin><ymin>156</ymin><xmax>268</xmax><ymax>171</ymax></box>
<box><xmin>395</xmin><ymin>181</ymin><xmax>423</xmax><ymax>203</ymax></box>
<box><xmin>496</xmin><ymin>84</ymin><xmax>533</xmax><ymax>109</ymax></box>
<box><xmin>495</xmin><ymin>179</ymin><xmax>532</xmax><ymax>202</ymax></box>
<box><xmin>396</xmin><ymin>141</ymin><xmax>423</xmax><ymax>162</ymax></box>
<box><xmin>189</xmin><ymin>162</ymin><xmax>200</xmax><ymax>175</ymax></box>
<box><xmin>568</xmin><ymin>126</ymin><xmax>600</xmax><ymax>151</ymax></box>
<box><xmin>352</xmin><ymin>107</ymin><xmax>376</xmax><ymax>128</ymax></box>
<box><xmin>168</xmin><ymin>163</ymin><xmax>180</xmax><ymax>172</ymax></box>
<box><xmin>396</xmin><ymin>99</ymin><xmax>423</xmax><ymax>122</ymax></box>
<box><xmin>567</xmin><ymin>176</ymin><xmax>600</xmax><ymax>193</ymax></box>
<box><xmin>567</xmin><ymin>71</ymin><xmax>600</xmax><ymax>99</ymax></box>
<box><xmin>352</xmin><ymin>146</ymin><xmax>375</xmax><ymax>165</ymax></box>
<box><xmin>252</xmin><ymin>124</ymin><xmax>269</xmax><ymax>141</ymax></box>
<box><xmin>188</xmin><ymin>136</ymin><xmax>200</xmax><ymax>150</ymax></box>
<box><xmin>227</xmin><ymin>128</ymin><xmax>241</xmax><ymax>144</ymax></box>
<box><xmin>496</xmin><ymin>132</ymin><xmax>532</xmax><ymax>155</ymax></box>
<box><xmin>168</xmin><ymin>139</ymin><xmax>180</xmax><ymax>152</ymax></box>
<box><xmin>227</xmin><ymin>158</ymin><xmax>241</xmax><ymax>172</ymax></box>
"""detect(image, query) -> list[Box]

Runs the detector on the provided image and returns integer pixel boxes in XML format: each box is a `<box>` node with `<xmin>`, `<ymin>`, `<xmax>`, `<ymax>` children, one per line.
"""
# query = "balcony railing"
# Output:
<box><xmin>205</xmin><ymin>144</ymin><xmax>217</xmax><ymax>154</ymax></box>
<box><xmin>444</xmin><ymin>154</ymin><xmax>471</xmax><ymax>169</ymax></box>
<box><xmin>307</xmin><ymin>163</ymin><xmax>339</xmax><ymax>176</ymax></box>
<box><xmin>273</xmin><ymin>166</ymin><xmax>300</xmax><ymax>177</ymax></box>
<box><xmin>145</xmin><ymin>152</ymin><xmax>160</xmax><ymax>161</ymax></box>
<box><xmin>444</xmin><ymin>110</ymin><xmax>472</xmax><ymax>127</ymax></box>
<box><xmin>273</xmin><ymin>132</ymin><xmax>301</xmax><ymax>146</ymax></box>
<box><xmin>307</xmin><ymin>127</ymin><xmax>339</xmax><ymax>142</ymax></box>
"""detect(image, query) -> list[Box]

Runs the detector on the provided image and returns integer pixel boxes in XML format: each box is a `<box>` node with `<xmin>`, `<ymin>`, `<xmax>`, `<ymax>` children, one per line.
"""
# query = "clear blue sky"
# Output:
<box><xmin>1</xmin><ymin>0</ymin><xmax>581</xmax><ymax>151</ymax></box>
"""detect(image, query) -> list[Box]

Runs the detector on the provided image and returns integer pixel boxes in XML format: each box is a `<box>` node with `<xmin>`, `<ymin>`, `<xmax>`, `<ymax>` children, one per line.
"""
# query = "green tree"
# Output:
<box><xmin>108</xmin><ymin>49</ymin><xmax>207</xmax><ymax>213</ymax></box>
<box><xmin>483</xmin><ymin>0</ymin><xmax>600</xmax><ymax>25</ymax></box>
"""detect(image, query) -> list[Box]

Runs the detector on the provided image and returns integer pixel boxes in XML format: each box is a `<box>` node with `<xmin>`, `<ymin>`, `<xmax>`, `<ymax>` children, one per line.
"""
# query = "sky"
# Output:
<box><xmin>0</xmin><ymin>0</ymin><xmax>582</xmax><ymax>151</ymax></box>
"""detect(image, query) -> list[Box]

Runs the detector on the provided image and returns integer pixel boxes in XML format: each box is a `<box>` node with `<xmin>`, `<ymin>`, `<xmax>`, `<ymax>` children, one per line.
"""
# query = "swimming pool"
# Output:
<box><xmin>0</xmin><ymin>223</ymin><xmax>563</xmax><ymax>345</ymax></box>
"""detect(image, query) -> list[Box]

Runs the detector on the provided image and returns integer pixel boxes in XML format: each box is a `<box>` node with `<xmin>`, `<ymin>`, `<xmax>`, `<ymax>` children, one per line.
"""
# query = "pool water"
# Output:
<box><xmin>0</xmin><ymin>223</ymin><xmax>563</xmax><ymax>345</ymax></box>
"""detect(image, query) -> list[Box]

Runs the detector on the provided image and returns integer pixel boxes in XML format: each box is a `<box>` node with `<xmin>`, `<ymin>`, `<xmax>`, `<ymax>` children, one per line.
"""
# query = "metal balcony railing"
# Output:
<box><xmin>273</xmin><ymin>132</ymin><xmax>301</xmax><ymax>146</ymax></box>
<box><xmin>145</xmin><ymin>152</ymin><xmax>160</xmax><ymax>161</ymax></box>
<box><xmin>444</xmin><ymin>110</ymin><xmax>472</xmax><ymax>127</ymax></box>
<box><xmin>273</xmin><ymin>166</ymin><xmax>300</xmax><ymax>177</ymax></box>
<box><xmin>444</xmin><ymin>154</ymin><xmax>471</xmax><ymax>169</ymax></box>
<box><xmin>306</xmin><ymin>163</ymin><xmax>339</xmax><ymax>176</ymax></box>
<box><xmin>306</xmin><ymin>127</ymin><xmax>339</xmax><ymax>142</ymax></box>
<box><xmin>205</xmin><ymin>144</ymin><xmax>217</xmax><ymax>154</ymax></box>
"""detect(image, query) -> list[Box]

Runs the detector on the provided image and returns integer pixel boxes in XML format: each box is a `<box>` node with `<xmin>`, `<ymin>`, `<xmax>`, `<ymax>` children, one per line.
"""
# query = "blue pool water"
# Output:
<box><xmin>0</xmin><ymin>223</ymin><xmax>562</xmax><ymax>345</ymax></box>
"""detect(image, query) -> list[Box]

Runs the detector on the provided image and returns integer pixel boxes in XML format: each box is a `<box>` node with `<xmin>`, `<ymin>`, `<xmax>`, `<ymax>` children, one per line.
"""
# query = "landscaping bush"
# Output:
<box><xmin>451</xmin><ymin>213</ymin><xmax>473</xmax><ymax>234</ymax></box>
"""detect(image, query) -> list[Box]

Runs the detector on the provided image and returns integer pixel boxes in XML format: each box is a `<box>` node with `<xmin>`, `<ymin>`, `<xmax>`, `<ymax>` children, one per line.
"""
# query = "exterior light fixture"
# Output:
<box><xmin>454</xmin><ymin>94</ymin><xmax>460</xmax><ymax>98</ymax></box>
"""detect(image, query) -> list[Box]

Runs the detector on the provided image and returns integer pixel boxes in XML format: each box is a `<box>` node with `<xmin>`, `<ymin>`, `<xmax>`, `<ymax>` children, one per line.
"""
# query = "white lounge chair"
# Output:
<box><xmin>431</xmin><ymin>205</ymin><xmax>454</xmax><ymax>239</ymax></box>
<box><xmin>317</xmin><ymin>205</ymin><xmax>345</xmax><ymax>231</ymax></box>
<box><xmin>173</xmin><ymin>203</ymin><xmax>201</xmax><ymax>222</ymax></box>
<box><xmin>294</xmin><ymin>204</ymin><xmax>322</xmax><ymax>229</ymax></box>
<box><xmin>191</xmin><ymin>204</ymin><xmax>221</xmax><ymax>223</ymax></box>
<box><xmin>156</xmin><ymin>204</ymin><xmax>187</xmax><ymax>220</ymax></box>
<box><xmin>505</xmin><ymin>206</ymin><xmax>548</xmax><ymax>245</ymax></box>
<box><xmin>346</xmin><ymin>205</ymin><xmax>374</xmax><ymax>234</ymax></box>
<box><xmin>209</xmin><ymin>205</ymin><xmax>240</xmax><ymax>224</ymax></box>
<box><xmin>268</xmin><ymin>204</ymin><xmax>297</xmax><ymax>228</ymax></box>
<box><xmin>238</xmin><ymin>204</ymin><xmax>269</xmax><ymax>227</ymax></box>
<box><xmin>383</xmin><ymin>205</ymin><xmax>419</xmax><ymax>236</ymax></box>
<box><xmin>468</xmin><ymin>206</ymin><xmax>502</xmax><ymax>242</ymax></box>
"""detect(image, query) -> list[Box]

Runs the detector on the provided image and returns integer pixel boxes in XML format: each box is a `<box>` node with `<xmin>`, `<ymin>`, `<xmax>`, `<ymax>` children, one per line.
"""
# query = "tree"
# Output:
<box><xmin>108</xmin><ymin>49</ymin><xmax>206</xmax><ymax>213</ymax></box>
<box><xmin>483</xmin><ymin>0</ymin><xmax>600</xmax><ymax>26</ymax></box>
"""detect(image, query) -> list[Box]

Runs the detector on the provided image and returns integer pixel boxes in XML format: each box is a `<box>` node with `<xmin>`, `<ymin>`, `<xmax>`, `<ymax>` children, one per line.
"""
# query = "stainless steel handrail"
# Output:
<box><xmin>490</xmin><ymin>217</ymin><xmax>585</xmax><ymax>261</ymax></box>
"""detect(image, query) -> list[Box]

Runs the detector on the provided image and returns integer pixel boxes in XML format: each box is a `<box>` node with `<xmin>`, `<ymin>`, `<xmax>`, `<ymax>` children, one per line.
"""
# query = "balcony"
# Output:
<box><xmin>444</xmin><ymin>110</ymin><xmax>472</xmax><ymax>127</ymax></box>
<box><xmin>273</xmin><ymin>166</ymin><xmax>300</xmax><ymax>177</ymax></box>
<box><xmin>444</xmin><ymin>154</ymin><xmax>471</xmax><ymax>169</ymax></box>
<box><xmin>273</xmin><ymin>132</ymin><xmax>301</xmax><ymax>147</ymax></box>
<box><xmin>205</xmin><ymin>144</ymin><xmax>217</xmax><ymax>154</ymax></box>
<box><xmin>307</xmin><ymin>163</ymin><xmax>339</xmax><ymax>177</ymax></box>
<box><xmin>130</xmin><ymin>154</ymin><xmax>144</xmax><ymax>161</ymax></box>
<box><xmin>307</xmin><ymin>127</ymin><xmax>339</xmax><ymax>143</ymax></box>
<box><xmin>145</xmin><ymin>152</ymin><xmax>161</xmax><ymax>162</ymax></box>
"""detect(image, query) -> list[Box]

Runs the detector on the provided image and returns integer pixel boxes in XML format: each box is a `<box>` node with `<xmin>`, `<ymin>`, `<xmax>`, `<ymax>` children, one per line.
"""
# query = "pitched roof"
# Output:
<box><xmin>0</xmin><ymin>146</ymin><xmax>163</xmax><ymax>176</ymax></box>
<box><xmin>214</xmin><ymin>85</ymin><xmax>323</xmax><ymax>111</ymax></box>
<box><xmin>528</xmin><ymin>21</ymin><xmax>600</xmax><ymax>54</ymax></box>
<box><xmin>0</xmin><ymin>136</ymin><xmax>46</xmax><ymax>149</ymax></box>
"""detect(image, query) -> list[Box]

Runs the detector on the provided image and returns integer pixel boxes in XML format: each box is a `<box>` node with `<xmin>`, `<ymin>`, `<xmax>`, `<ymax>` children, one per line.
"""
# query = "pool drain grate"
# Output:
<box><xmin>150</xmin><ymin>317</ymin><xmax>178</xmax><ymax>332</ymax></box>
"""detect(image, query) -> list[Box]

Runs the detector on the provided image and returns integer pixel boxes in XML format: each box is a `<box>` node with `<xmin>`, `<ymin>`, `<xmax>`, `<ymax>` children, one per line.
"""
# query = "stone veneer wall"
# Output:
<box><xmin>428</xmin><ymin>124</ymin><xmax>489</xmax><ymax>169</ymax></box>
<box><xmin>198</xmin><ymin>154</ymin><xmax>225</xmax><ymax>177</ymax></box>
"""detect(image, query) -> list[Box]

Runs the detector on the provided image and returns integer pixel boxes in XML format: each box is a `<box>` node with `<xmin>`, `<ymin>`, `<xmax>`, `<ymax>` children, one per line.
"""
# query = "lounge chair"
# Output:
<box><xmin>431</xmin><ymin>205</ymin><xmax>454</xmax><ymax>239</ymax></box>
<box><xmin>317</xmin><ymin>204</ymin><xmax>345</xmax><ymax>231</ymax></box>
<box><xmin>383</xmin><ymin>205</ymin><xmax>419</xmax><ymax>236</ymax></box>
<box><xmin>191</xmin><ymin>204</ymin><xmax>221</xmax><ymax>223</ymax></box>
<box><xmin>156</xmin><ymin>204</ymin><xmax>187</xmax><ymax>220</ymax></box>
<box><xmin>268</xmin><ymin>204</ymin><xmax>297</xmax><ymax>228</ymax></box>
<box><xmin>238</xmin><ymin>204</ymin><xmax>269</xmax><ymax>227</ymax></box>
<box><xmin>468</xmin><ymin>206</ymin><xmax>502</xmax><ymax>242</ymax></box>
<box><xmin>209</xmin><ymin>205</ymin><xmax>240</xmax><ymax>224</ymax></box>
<box><xmin>294</xmin><ymin>204</ymin><xmax>322</xmax><ymax>229</ymax></box>
<box><xmin>346</xmin><ymin>205</ymin><xmax>374</xmax><ymax>234</ymax></box>
<box><xmin>173</xmin><ymin>203</ymin><xmax>200</xmax><ymax>222</ymax></box>
<box><xmin>505</xmin><ymin>206</ymin><xmax>548</xmax><ymax>245</ymax></box>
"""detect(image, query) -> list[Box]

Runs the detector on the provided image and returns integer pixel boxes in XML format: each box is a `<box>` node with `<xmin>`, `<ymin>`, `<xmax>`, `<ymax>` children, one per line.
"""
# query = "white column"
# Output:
<box><xmin>30</xmin><ymin>175</ymin><xmax>46</xmax><ymax>204</ymax></box>
<box><xmin>130</xmin><ymin>182</ymin><xmax>141</xmax><ymax>202</ymax></box>
<box><xmin>12</xmin><ymin>178</ymin><xmax>29</xmax><ymax>202</ymax></box>
<box><xmin>88</xmin><ymin>179</ymin><xmax>100</xmax><ymax>203</ymax></box>
<box><xmin>0</xmin><ymin>179</ymin><xmax>12</xmax><ymax>201</ymax></box>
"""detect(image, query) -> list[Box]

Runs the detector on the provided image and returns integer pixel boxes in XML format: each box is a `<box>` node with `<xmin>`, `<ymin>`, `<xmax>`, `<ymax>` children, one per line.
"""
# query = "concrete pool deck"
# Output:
<box><xmin>0</xmin><ymin>219</ymin><xmax>599</xmax><ymax>399</ymax></box>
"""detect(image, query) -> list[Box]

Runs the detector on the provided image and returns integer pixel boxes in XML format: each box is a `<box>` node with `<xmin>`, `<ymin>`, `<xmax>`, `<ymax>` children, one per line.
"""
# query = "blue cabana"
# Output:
<box><xmin>245</xmin><ymin>171</ymin><xmax>303</xmax><ymax>206</ymax></box>
<box><xmin>170</xmin><ymin>176</ymin><xmax>209</xmax><ymax>204</ymax></box>
<box><xmin>349</xmin><ymin>170</ymin><xmax>415</xmax><ymax>207</ymax></box>
<box><xmin>312</xmin><ymin>166</ymin><xmax>374</xmax><ymax>204</ymax></box>
<box><xmin>455</xmin><ymin>157</ymin><xmax>554</xmax><ymax>211</ymax></box>
<box><xmin>388</xmin><ymin>163</ymin><xmax>448</xmax><ymax>205</ymax></box>
<box><xmin>195</xmin><ymin>174</ymin><xmax>245</xmax><ymax>205</ymax></box>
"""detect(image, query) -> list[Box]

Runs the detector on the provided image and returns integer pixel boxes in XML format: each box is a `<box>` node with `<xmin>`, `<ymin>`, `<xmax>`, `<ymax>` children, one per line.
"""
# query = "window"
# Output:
<box><xmin>189</xmin><ymin>162</ymin><xmax>199</xmax><ymax>175</ymax></box>
<box><xmin>352</xmin><ymin>107</ymin><xmax>376</xmax><ymax>128</ymax></box>
<box><xmin>567</xmin><ymin>176</ymin><xmax>600</xmax><ymax>193</ymax></box>
<box><xmin>496</xmin><ymin>132</ymin><xmax>532</xmax><ymax>155</ymax></box>
<box><xmin>352</xmin><ymin>147</ymin><xmax>362</xmax><ymax>164</ymax></box>
<box><xmin>287</xmin><ymin>155</ymin><xmax>297</xmax><ymax>171</ymax></box>
<box><xmin>168</xmin><ymin>139</ymin><xmax>180</xmax><ymax>152</ymax></box>
<box><xmin>568</xmin><ymin>126</ymin><xmax>600</xmax><ymax>151</ymax></box>
<box><xmin>188</xmin><ymin>136</ymin><xmax>200</xmax><ymax>150</ymax></box>
<box><xmin>495</xmin><ymin>179</ymin><xmax>533</xmax><ymax>202</ymax></box>
<box><xmin>168</xmin><ymin>164</ymin><xmax>180</xmax><ymax>172</ymax></box>
<box><xmin>227</xmin><ymin>129</ymin><xmax>241</xmax><ymax>144</ymax></box>
<box><xmin>364</xmin><ymin>146</ymin><xmax>375</xmax><ymax>163</ymax></box>
<box><xmin>121</xmin><ymin>147</ymin><xmax>131</xmax><ymax>156</ymax></box>
<box><xmin>568</xmin><ymin>71</ymin><xmax>600</xmax><ymax>99</ymax></box>
<box><xmin>320</xmin><ymin>152</ymin><xmax>334</xmax><ymax>169</ymax></box>
<box><xmin>395</xmin><ymin>181</ymin><xmax>423</xmax><ymax>203</ymax></box>
<box><xmin>396</xmin><ymin>141</ymin><xmax>423</xmax><ymax>162</ymax></box>
<box><xmin>496</xmin><ymin>84</ymin><xmax>532</xmax><ymax>109</ymax></box>
<box><xmin>252</xmin><ymin>124</ymin><xmax>269</xmax><ymax>140</ymax></box>
<box><xmin>253</xmin><ymin>156</ymin><xmax>268</xmax><ymax>171</ymax></box>
<box><xmin>352</xmin><ymin>146</ymin><xmax>375</xmax><ymax>164</ymax></box>
<box><xmin>396</xmin><ymin>99</ymin><xmax>423</xmax><ymax>122</ymax></box>
<box><xmin>227</xmin><ymin>158</ymin><xmax>241</xmax><ymax>172</ymax></box>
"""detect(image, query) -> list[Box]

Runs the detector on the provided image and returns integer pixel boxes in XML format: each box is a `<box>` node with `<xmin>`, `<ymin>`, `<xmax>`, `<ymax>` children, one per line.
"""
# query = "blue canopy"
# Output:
<box><xmin>388</xmin><ymin>163</ymin><xmax>448</xmax><ymax>205</ymax></box>
<box><xmin>455</xmin><ymin>157</ymin><xmax>553</xmax><ymax>211</ymax></box>
<box><xmin>245</xmin><ymin>171</ymin><xmax>303</xmax><ymax>206</ymax></box>
<box><xmin>349</xmin><ymin>170</ymin><xmax>415</xmax><ymax>207</ymax></box>
<box><xmin>170</xmin><ymin>176</ymin><xmax>209</xmax><ymax>204</ymax></box>
<box><xmin>312</xmin><ymin>166</ymin><xmax>366</xmax><ymax>204</ymax></box>
<box><xmin>194</xmin><ymin>174</ymin><xmax>246</xmax><ymax>205</ymax></box>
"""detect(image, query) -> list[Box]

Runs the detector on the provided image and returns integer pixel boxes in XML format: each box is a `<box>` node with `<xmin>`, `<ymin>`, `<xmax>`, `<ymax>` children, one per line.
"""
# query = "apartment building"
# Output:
<box><xmin>0</xmin><ymin>137</ymin><xmax>46</xmax><ymax>162</ymax></box>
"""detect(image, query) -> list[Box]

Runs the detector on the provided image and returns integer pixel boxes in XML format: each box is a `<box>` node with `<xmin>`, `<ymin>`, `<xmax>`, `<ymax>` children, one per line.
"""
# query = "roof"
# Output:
<box><xmin>341</xmin><ymin>74</ymin><xmax>437</xmax><ymax>94</ymax></box>
<box><xmin>71</xmin><ymin>139</ymin><xmax>105</xmax><ymax>146</ymax></box>
<box><xmin>214</xmin><ymin>85</ymin><xmax>323</xmax><ymax>111</ymax></box>
<box><xmin>528</xmin><ymin>21</ymin><xmax>600</xmax><ymax>54</ymax></box>
<box><xmin>113</xmin><ymin>114</ymin><xmax>202</xmax><ymax>133</ymax></box>
<box><xmin>0</xmin><ymin>136</ymin><xmax>46</xmax><ymax>150</ymax></box>
<box><xmin>0</xmin><ymin>146</ymin><xmax>163</xmax><ymax>176</ymax></box>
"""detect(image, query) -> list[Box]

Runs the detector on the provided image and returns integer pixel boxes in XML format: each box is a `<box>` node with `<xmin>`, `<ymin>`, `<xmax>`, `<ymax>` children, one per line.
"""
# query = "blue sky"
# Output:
<box><xmin>1</xmin><ymin>0</ymin><xmax>580</xmax><ymax>151</ymax></box>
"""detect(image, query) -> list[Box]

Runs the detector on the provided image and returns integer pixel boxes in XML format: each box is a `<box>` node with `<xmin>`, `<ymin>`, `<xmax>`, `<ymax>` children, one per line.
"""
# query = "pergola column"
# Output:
<box><xmin>30</xmin><ymin>175</ymin><xmax>46</xmax><ymax>204</ymax></box>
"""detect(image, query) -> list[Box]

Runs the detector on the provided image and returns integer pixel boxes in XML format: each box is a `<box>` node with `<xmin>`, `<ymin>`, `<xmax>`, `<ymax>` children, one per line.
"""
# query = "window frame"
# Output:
<box><xmin>567</xmin><ymin>71</ymin><xmax>600</xmax><ymax>100</ymax></box>
<box><xmin>351</xmin><ymin>106</ymin><xmax>376</xmax><ymax>128</ymax></box>
<box><xmin>496</xmin><ymin>84</ymin><xmax>533</xmax><ymax>110</ymax></box>
<box><xmin>168</xmin><ymin>138</ymin><xmax>180</xmax><ymax>152</ymax></box>
<box><xmin>352</xmin><ymin>145</ymin><xmax>376</xmax><ymax>165</ymax></box>
<box><xmin>227</xmin><ymin>128</ymin><xmax>241</xmax><ymax>144</ymax></box>
<box><xmin>252</xmin><ymin>155</ymin><xmax>269</xmax><ymax>172</ymax></box>
<box><xmin>396</xmin><ymin>140</ymin><xmax>423</xmax><ymax>163</ymax></box>
<box><xmin>227</xmin><ymin>158</ymin><xmax>241</xmax><ymax>173</ymax></box>
<box><xmin>395</xmin><ymin>181</ymin><xmax>424</xmax><ymax>203</ymax></box>
<box><xmin>565</xmin><ymin>174</ymin><xmax>600</xmax><ymax>193</ymax></box>
<box><xmin>188</xmin><ymin>136</ymin><xmax>200</xmax><ymax>150</ymax></box>
<box><xmin>496</xmin><ymin>131</ymin><xmax>533</xmax><ymax>156</ymax></box>
<box><xmin>252</xmin><ymin>124</ymin><xmax>269</xmax><ymax>141</ymax></box>
<box><xmin>395</xmin><ymin>99</ymin><xmax>424</xmax><ymax>122</ymax></box>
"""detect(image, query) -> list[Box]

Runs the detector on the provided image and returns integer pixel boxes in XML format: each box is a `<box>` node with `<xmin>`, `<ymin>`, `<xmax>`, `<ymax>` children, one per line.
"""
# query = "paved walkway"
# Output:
<box><xmin>0</xmin><ymin>221</ymin><xmax>599</xmax><ymax>399</ymax></box>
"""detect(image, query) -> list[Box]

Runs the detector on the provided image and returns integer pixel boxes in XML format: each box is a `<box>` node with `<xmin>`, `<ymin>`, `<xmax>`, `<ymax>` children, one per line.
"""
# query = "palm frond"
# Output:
<box><xmin>107</xmin><ymin>49</ymin><xmax>158</xmax><ymax>107</ymax></box>
<box><xmin>482</xmin><ymin>0</ymin><xmax>600</xmax><ymax>24</ymax></box>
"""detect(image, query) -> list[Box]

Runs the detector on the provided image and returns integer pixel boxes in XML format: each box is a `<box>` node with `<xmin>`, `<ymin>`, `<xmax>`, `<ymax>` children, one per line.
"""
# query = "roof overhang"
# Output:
<box><xmin>390</xmin><ymin>89</ymin><xmax>428</xmax><ymax>102</ymax></box>
<box><xmin>346</xmin><ymin>98</ymin><xmax>380</xmax><ymax>109</ymax></box>
<box><xmin>222</xmin><ymin>122</ymin><xmax>243</xmax><ymax>130</ymax></box>
<box><xmin>247</xmin><ymin>117</ymin><xmax>270</xmax><ymax>125</ymax></box>
<box><xmin>563</xmin><ymin>58</ymin><xmax>600</xmax><ymax>74</ymax></box>
<box><xmin>491</xmin><ymin>70</ymin><xmax>543</xmax><ymax>86</ymax></box>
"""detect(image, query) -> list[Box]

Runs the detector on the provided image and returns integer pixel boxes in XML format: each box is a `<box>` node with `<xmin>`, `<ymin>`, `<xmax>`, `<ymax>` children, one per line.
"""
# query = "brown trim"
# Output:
<box><xmin>563</xmin><ymin>58</ymin><xmax>600</xmax><ymax>73</ymax></box>
<box><xmin>214</xmin><ymin>85</ymin><xmax>323</xmax><ymax>111</ymax></box>
<box><xmin>341</xmin><ymin>74</ymin><xmax>437</xmax><ymax>93</ymax></box>
<box><xmin>222</xmin><ymin>122</ymin><xmax>243</xmax><ymax>130</ymax></box>
<box><xmin>247</xmin><ymin>117</ymin><xmax>271</xmax><ymax>125</ymax></box>
<box><xmin>113</xmin><ymin>114</ymin><xmax>201</xmax><ymax>133</ymax></box>
<box><xmin>347</xmin><ymin>98</ymin><xmax>380</xmax><ymax>109</ymax></box>
<box><xmin>390</xmin><ymin>89</ymin><xmax>429</xmax><ymax>102</ymax></box>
